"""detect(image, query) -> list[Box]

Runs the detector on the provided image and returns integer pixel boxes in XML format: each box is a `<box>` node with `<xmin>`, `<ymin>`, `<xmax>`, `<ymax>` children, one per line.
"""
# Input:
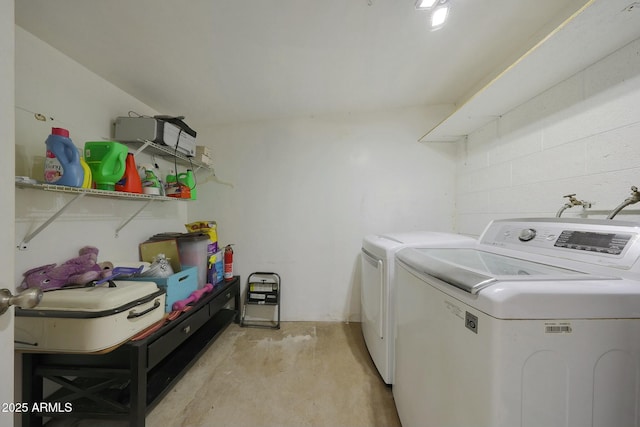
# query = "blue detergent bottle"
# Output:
<box><xmin>44</xmin><ymin>127</ymin><xmax>84</xmax><ymax>187</ymax></box>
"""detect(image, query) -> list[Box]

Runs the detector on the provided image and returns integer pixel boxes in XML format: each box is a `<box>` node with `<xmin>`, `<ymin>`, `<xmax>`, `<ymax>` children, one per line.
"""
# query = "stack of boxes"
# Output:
<box><xmin>194</xmin><ymin>145</ymin><xmax>213</xmax><ymax>166</ymax></box>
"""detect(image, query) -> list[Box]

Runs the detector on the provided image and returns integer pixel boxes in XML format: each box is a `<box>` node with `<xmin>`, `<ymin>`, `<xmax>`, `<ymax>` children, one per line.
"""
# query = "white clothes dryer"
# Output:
<box><xmin>394</xmin><ymin>218</ymin><xmax>640</xmax><ymax>427</ymax></box>
<box><xmin>360</xmin><ymin>231</ymin><xmax>474</xmax><ymax>384</ymax></box>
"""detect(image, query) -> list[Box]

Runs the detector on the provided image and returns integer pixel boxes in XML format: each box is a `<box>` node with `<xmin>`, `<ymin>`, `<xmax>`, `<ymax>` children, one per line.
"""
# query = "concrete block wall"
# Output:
<box><xmin>456</xmin><ymin>37</ymin><xmax>640</xmax><ymax>237</ymax></box>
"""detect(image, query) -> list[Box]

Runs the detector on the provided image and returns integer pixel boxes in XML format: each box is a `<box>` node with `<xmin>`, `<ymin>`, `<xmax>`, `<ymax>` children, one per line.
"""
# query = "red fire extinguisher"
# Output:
<box><xmin>224</xmin><ymin>245</ymin><xmax>234</xmax><ymax>281</ymax></box>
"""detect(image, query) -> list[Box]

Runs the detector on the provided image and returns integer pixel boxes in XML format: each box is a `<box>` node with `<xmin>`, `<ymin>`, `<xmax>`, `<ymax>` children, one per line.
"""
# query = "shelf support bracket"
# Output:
<box><xmin>132</xmin><ymin>139</ymin><xmax>153</xmax><ymax>157</ymax></box>
<box><xmin>18</xmin><ymin>192</ymin><xmax>87</xmax><ymax>251</ymax></box>
<box><xmin>115</xmin><ymin>199</ymin><xmax>153</xmax><ymax>238</ymax></box>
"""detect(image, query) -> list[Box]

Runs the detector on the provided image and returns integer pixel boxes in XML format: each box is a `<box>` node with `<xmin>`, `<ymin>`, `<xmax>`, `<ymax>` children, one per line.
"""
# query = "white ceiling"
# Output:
<box><xmin>15</xmin><ymin>0</ymin><xmax>589</xmax><ymax>132</ymax></box>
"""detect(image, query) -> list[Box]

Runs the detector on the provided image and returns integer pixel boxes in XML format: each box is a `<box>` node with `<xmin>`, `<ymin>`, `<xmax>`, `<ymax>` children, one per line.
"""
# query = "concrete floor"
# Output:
<box><xmin>45</xmin><ymin>322</ymin><xmax>402</xmax><ymax>427</ymax></box>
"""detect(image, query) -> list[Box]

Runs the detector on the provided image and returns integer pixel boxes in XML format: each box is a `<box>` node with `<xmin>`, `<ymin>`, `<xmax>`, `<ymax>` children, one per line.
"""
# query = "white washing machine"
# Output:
<box><xmin>393</xmin><ymin>218</ymin><xmax>640</xmax><ymax>427</ymax></box>
<box><xmin>361</xmin><ymin>231</ymin><xmax>475</xmax><ymax>384</ymax></box>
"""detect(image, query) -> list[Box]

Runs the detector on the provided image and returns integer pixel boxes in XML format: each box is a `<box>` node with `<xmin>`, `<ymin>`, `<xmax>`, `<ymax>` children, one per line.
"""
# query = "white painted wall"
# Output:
<box><xmin>189</xmin><ymin>107</ymin><xmax>458</xmax><ymax>321</ymax></box>
<box><xmin>14</xmin><ymin>25</ymin><xmax>458</xmax><ymax>324</ymax></box>
<box><xmin>1</xmin><ymin>1</ymin><xmax>15</xmax><ymax>425</ymax></box>
<box><xmin>455</xmin><ymin>37</ymin><xmax>640</xmax><ymax>236</ymax></box>
<box><xmin>14</xmin><ymin>26</ymin><xmax>189</xmax><ymax>288</ymax></box>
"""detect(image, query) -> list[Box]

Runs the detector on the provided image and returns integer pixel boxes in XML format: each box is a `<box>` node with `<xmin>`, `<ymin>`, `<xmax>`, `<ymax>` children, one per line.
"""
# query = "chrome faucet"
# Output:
<box><xmin>556</xmin><ymin>194</ymin><xmax>591</xmax><ymax>217</ymax></box>
<box><xmin>607</xmin><ymin>186</ymin><xmax>640</xmax><ymax>219</ymax></box>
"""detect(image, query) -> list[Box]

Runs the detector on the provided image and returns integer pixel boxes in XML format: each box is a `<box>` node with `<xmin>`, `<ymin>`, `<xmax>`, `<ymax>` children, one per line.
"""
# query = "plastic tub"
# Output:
<box><xmin>148</xmin><ymin>232</ymin><xmax>209</xmax><ymax>288</ymax></box>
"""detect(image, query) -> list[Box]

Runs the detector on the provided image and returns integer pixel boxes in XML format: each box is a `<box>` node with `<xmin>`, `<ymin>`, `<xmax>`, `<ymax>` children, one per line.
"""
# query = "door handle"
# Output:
<box><xmin>0</xmin><ymin>288</ymin><xmax>43</xmax><ymax>315</ymax></box>
<box><xmin>378</xmin><ymin>259</ymin><xmax>384</xmax><ymax>339</ymax></box>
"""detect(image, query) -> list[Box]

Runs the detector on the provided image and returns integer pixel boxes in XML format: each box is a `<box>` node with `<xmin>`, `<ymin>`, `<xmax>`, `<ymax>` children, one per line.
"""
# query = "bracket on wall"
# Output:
<box><xmin>15</xmin><ymin>182</ymin><xmax>179</xmax><ymax>250</ymax></box>
<box><xmin>18</xmin><ymin>191</ymin><xmax>87</xmax><ymax>250</ymax></box>
<box><xmin>115</xmin><ymin>199</ymin><xmax>153</xmax><ymax>238</ymax></box>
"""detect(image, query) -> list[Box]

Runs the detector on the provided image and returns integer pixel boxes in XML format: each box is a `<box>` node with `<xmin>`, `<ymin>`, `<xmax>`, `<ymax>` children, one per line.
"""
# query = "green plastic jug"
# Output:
<box><xmin>177</xmin><ymin>170</ymin><xmax>196</xmax><ymax>200</ymax></box>
<box><xmin>84</xmin><ymin>141</ymin><xmax>128</xmax><ymax>190</ymax></box>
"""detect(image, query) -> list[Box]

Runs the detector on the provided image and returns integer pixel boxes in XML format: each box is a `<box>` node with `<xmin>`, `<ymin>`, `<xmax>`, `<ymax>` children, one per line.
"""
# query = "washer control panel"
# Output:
<box><xmin>479</xmin><ymin>218</ymin><xmax>640</xmax><ymax>269</ymax></box>
<box><xmin>553</xmin><ymin>230</ymin><xmax>631</xmax><ymax>255</ymax></box>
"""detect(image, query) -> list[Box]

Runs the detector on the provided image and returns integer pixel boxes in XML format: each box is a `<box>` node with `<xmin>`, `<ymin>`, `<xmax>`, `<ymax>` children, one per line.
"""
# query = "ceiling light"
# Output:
<box><xmin>415</xmin><ymin>0</ymin><xmax>438</xmax><ymax>9</ymax></box>
<box><xmin>430</xmin><ymin>4</ymin><xmax>449</xmax><ymax>29</ymax></box>
<box><xmin>415</xmin><ymin>0</ymin><xmax>451</xmax><ymax>30</ymax></box>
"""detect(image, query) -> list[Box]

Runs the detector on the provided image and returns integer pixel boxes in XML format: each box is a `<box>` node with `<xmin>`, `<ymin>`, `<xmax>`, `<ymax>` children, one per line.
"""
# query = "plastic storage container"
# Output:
<box><xmin>147</xmin><ymin>233</ymin><xmax>210</xmax><ymax>288</ymax></box>
<box><xmin>84</xmin><ymin>141</ymin><xmax>128</xmax><ymax>190</ymax></box>
<box><xmin>140</xmin><ymin>164</ymin><xmax>163</xmax><ymax>195</ymax></box>
<box><xmin>80</xmin><ymin>156</ymin><xmax>92</xmax><ymax>189</ymax></box>
<box><xmin>129</xmin><ymin>266</ymin><xmax>198</xmax><ymax>312</ymax></box>
<box><xmin>115</xmin><ymin>153</ymin><xmax>143</xmax><ymax>193</ymax></box>
<box><xmin>44</xmin><ymin>127</ymin><xmax>84</xmax><ymax>187</ymax></box>
<box><xmin>177</xmin><ymin>170</ymin><xmax>196</xmax><ymax>200</ymax></box>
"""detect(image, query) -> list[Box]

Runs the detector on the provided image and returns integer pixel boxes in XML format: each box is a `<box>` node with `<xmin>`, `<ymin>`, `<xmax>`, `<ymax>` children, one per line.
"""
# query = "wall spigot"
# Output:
<box><xmin>607</xmin><ymin>186</ymin><xmax>640</xmax><ymax>219</ymax></box>
<box><xmin>556</xmin><ymin>194</ymin><xmax>592</xmax><ymax>217</ymax></box>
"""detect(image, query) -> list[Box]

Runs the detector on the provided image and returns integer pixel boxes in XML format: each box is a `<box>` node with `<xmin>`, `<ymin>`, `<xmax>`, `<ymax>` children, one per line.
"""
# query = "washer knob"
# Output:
<box><xmin>519</xmin><ymin>228</ymin><xmax>537</xmax><ymax>242</ymax></box>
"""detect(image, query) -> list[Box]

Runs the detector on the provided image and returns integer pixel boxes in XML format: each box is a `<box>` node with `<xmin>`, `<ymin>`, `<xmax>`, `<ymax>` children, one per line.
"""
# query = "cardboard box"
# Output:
<box><xmin>139</xmin><ymin>239</ymin><xmax>182</xmax><ymax>273</ymax></box>
<box><xmin>195</xmin><ymin>145</ymin><xmax>211</xmax><ymax>157</ymax></box>
<box><xmin>194</xmin><ymin>152</ymin><xmax>213</xmax><ymax>166</ymax></box>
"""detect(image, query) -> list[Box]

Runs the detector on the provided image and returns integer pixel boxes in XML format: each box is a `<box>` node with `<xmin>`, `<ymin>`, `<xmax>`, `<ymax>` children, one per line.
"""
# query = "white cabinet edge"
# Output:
<box><xmin>420</xmin><ymin>0</ymin><xmax>640</xmax><ymax>143</ymax></box>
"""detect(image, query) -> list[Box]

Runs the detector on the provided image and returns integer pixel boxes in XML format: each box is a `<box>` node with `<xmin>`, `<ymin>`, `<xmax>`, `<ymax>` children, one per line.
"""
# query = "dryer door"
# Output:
<box><xmin>361</xmin><ymin>248</ymin><xmax>384</xmax><ymax>339</ymax></box>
